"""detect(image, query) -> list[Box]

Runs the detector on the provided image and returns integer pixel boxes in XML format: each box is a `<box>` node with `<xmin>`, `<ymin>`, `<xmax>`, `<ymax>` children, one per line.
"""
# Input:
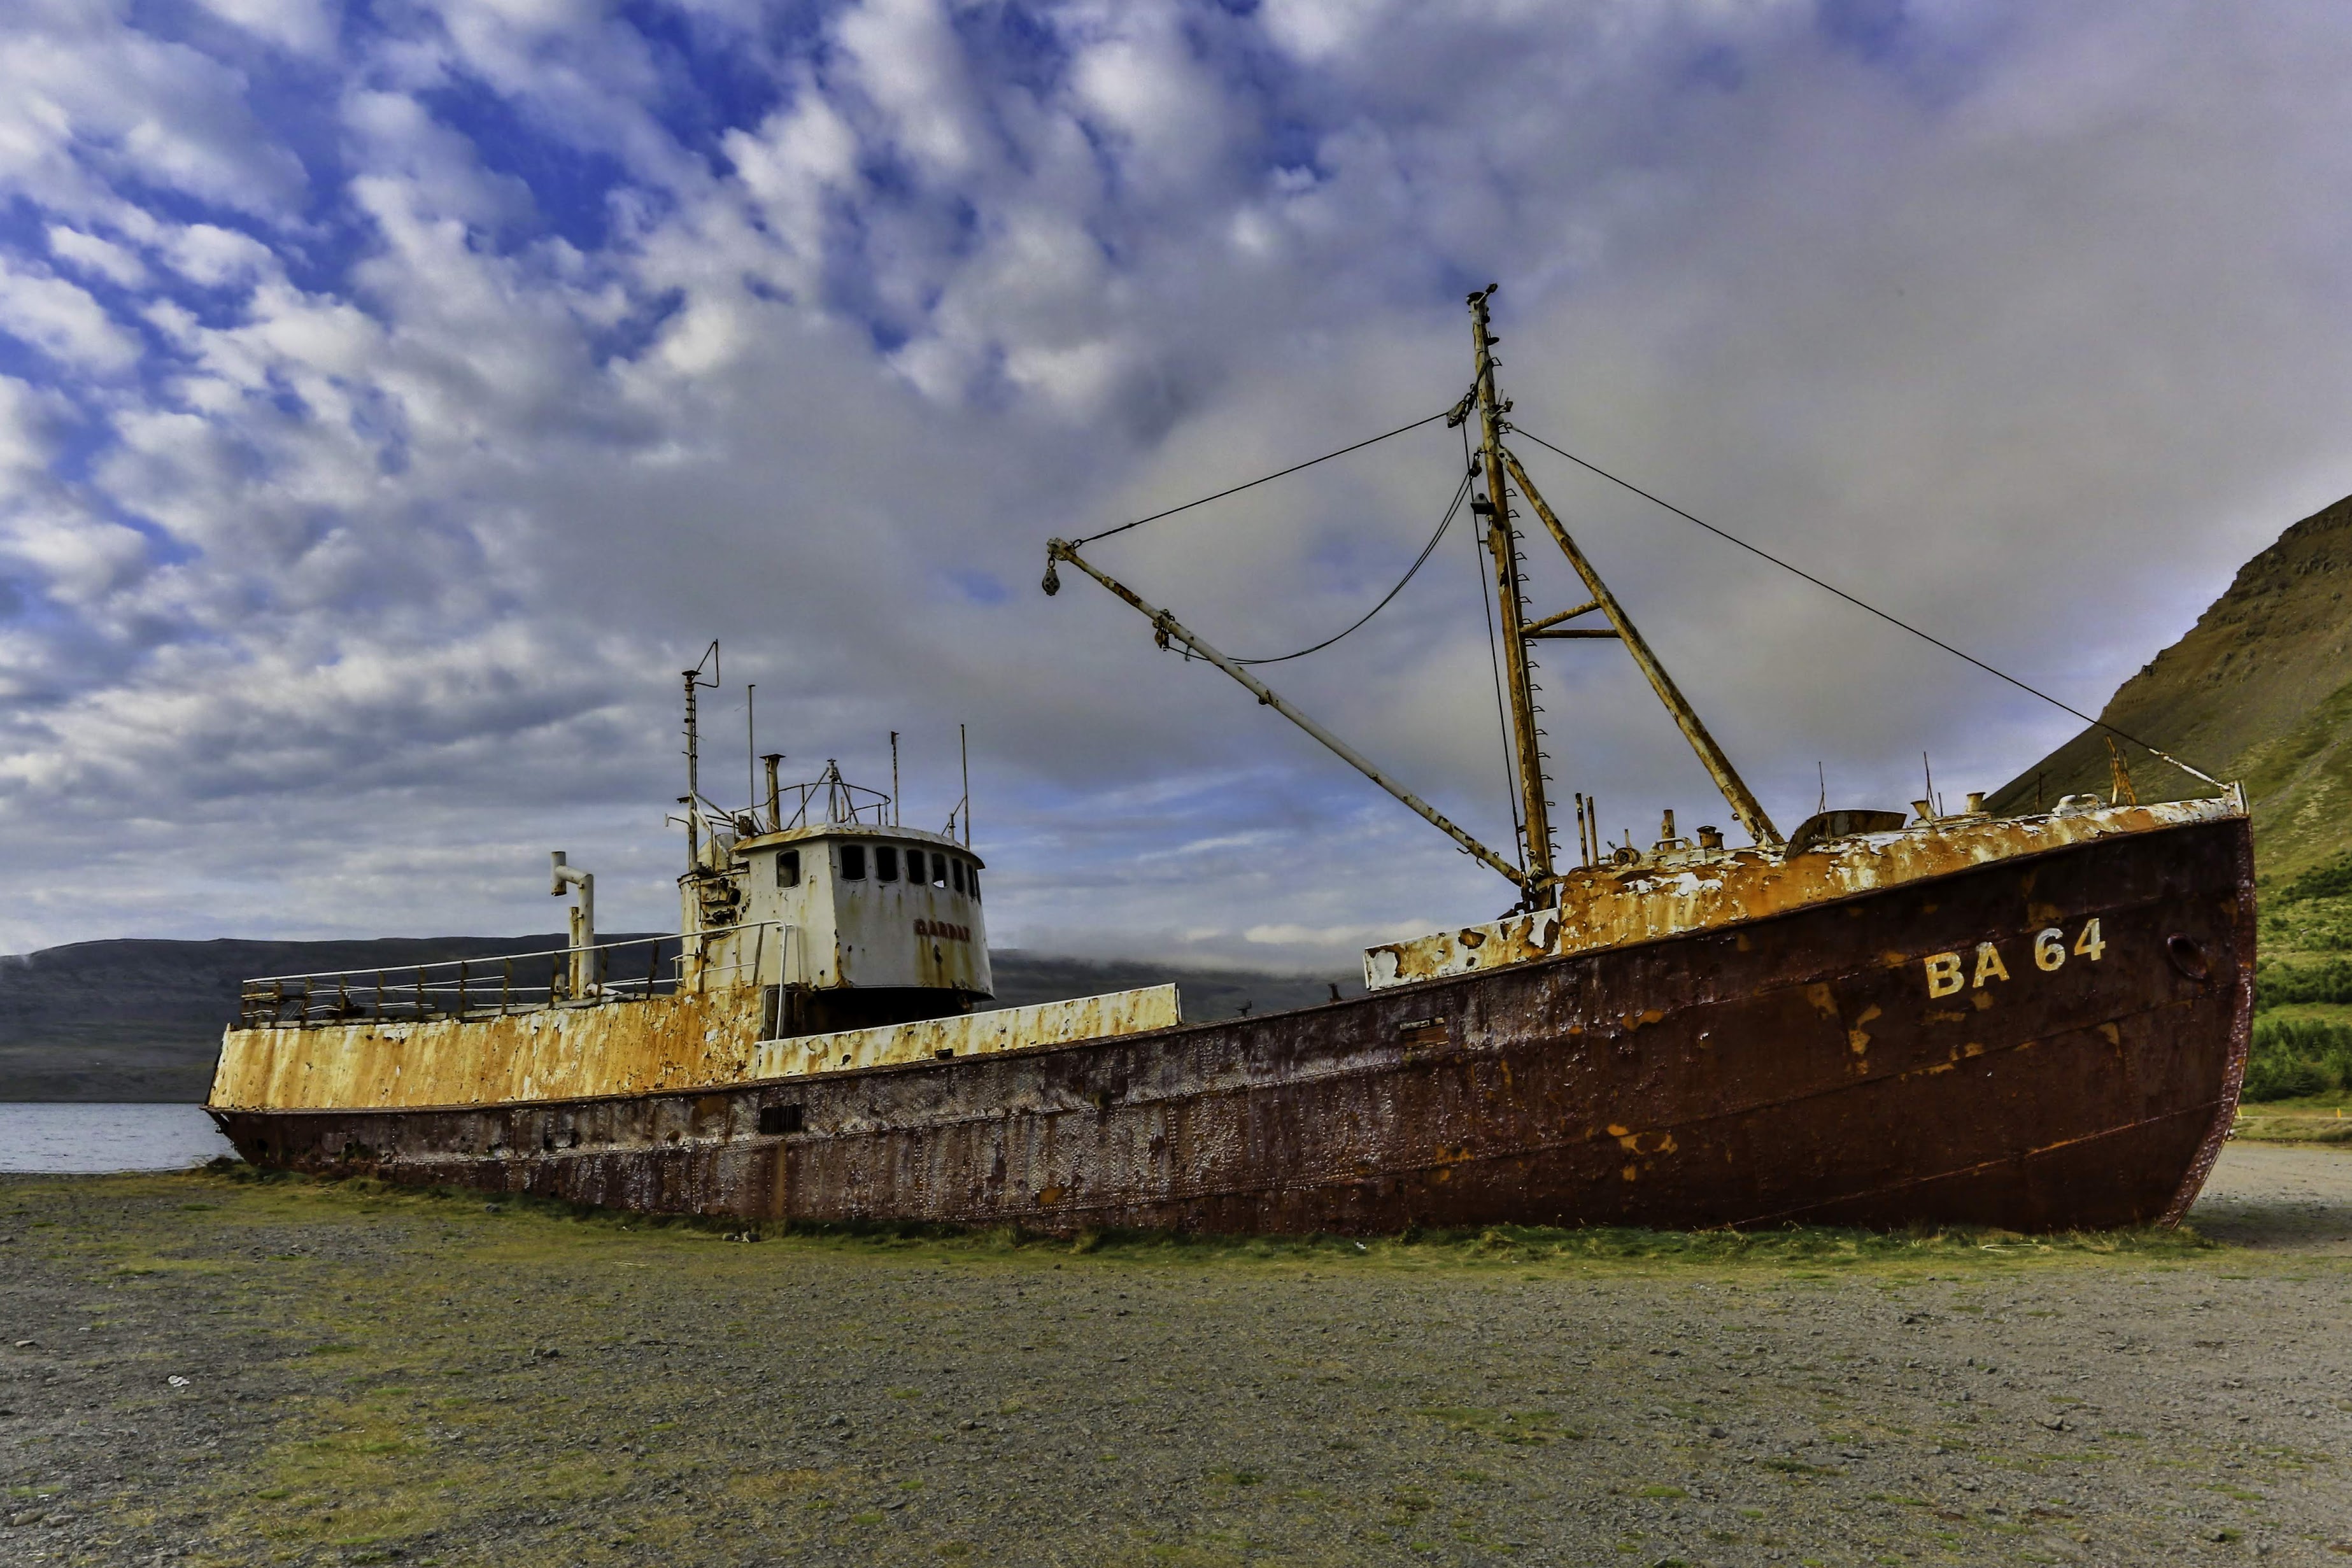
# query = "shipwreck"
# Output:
<box><xmin>208</xmin><ymin>289</ymin><xmax>2253</xmax><ymax>1233</ymax></box>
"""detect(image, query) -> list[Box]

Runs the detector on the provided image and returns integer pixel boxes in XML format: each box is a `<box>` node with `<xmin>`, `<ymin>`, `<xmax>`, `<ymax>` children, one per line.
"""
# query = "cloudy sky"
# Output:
<box><xmin>4</xmin><ymin>0</ymin><xmax>2351</xmax><ymax>969</ymax></box>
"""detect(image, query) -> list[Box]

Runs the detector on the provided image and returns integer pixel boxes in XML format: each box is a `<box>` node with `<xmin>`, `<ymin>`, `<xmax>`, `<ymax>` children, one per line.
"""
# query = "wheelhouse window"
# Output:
<box><xmin>968</xmin><ymin>868</ymin><xmax>981</xmax><ymax>901</ymax></box>
<box><xmin>777</xmin><ymin>850</ymin><xmax>800</xmax><ymax>887</ymax></box>
<box><xmin>931</xmin><ymin>854</ymin><xmax>949</xmax><ymax>888</ymax></box>
<box><xmin>905</xmin><ymin>848</ymin><xmax>926</xmax><ymax>885</ymax></box>
<box><xmin>840</xmin><ymin>843</ymin><xmax>866</xmax><ymax>880</ymax></box>
<box><xmin>875</xmin><ymin>845</ymin><xmax>899</xmax><ymax>882</ymax></box>
<box><xmin>951</xmin><ymin>858</ymin><xmax>966</xmax><ymax>894</ymax></box>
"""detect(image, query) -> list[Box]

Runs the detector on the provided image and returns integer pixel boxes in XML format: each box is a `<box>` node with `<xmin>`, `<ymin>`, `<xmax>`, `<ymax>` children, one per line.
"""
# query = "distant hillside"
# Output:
<box><xmin>1987</xmin><ymin>492</ymin><xmax>2352</xmax><ymax>881</ymax></box>
<box><xmin>0</xmin><ymin>938</ymin><xmax>1357</xmax><ymax>1103</ymax></box>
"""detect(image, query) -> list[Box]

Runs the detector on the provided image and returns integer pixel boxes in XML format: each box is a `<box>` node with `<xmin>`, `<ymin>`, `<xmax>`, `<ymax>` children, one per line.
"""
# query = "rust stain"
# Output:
<box><xmin>209</xmin><ymin>986</ymin><xmax>770</xmax><ymax>1113</ymax></box>
<box><xmin>1364</xmin><ymin>797</ymin><xmax>2237</xmax><ymax>990</ymax></box>
<box><xmin>213</xmin><ymin>984</ymin><xmax>1178</xmax><ymax>1112</ymax></box>
<box><xmin>752</xmin><ymin>987</ymin><xmax>1179</xmax><ymax>1079</ymax></box>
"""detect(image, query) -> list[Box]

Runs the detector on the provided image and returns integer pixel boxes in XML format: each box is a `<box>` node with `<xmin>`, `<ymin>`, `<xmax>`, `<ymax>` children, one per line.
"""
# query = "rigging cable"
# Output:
<box><xmin>1228</xmin><ymin>470</ymin><xmax>1473</xmax><ymax>665</ymax></box>
<box><xmin>1073</xmin><ymin>407</ymin><xmax>1459</xmax><ymax>547</ymax></box>
<box><xmin>1506</xmin><ymin>428</ymin><xmax>2225</xmax><ymax>787</ymax></box>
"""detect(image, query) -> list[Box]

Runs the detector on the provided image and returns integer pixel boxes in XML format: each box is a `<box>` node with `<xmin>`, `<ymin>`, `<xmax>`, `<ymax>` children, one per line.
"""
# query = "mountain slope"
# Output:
<box><xmin>1988</xmin><ymin>492</ymin><xmax>2352</xmax><ymax>881</ymax></box>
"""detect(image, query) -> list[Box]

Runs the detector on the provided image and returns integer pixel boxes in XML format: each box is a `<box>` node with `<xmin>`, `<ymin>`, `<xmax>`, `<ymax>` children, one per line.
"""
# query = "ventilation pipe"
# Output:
<box><xmin>551</xmin><ymin>851</ymin><xmax>595</xmax><ymax>998</ymax></box>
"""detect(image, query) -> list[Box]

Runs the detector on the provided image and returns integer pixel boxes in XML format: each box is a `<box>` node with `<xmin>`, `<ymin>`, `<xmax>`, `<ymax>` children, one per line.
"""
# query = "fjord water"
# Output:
<box><xmin>0</xmin><ymin>1104</ymin><xmax>236</xmax><ymax>1173</ymax></box>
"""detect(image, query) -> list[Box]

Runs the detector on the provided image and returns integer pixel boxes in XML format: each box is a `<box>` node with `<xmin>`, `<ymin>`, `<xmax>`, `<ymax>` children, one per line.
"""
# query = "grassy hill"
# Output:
<box><xmin>1986</xmin><ymin>491</ymin><xmax>2352</xmax><ymax>879</ymax></box>
<box><xmin>1990</xmin><ymin>491</ymin><xmax>2352</xmax><ymax>1106</ymax></box>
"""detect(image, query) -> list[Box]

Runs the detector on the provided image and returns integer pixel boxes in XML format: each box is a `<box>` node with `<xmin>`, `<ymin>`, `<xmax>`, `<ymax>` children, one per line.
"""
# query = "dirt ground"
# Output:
<box><xmin>3</xmin><ymin>1146</ymin><xmax>2348</xmax><ymax>1568</ymax></box>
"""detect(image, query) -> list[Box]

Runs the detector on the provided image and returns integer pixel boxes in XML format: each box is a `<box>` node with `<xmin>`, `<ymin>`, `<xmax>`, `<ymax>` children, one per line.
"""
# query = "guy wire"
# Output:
<box><xmin>1507</xmin><ymin>428</ymin><xmax>2223</xmax><ymax>786</ymax></box>
<box><xmin>1230</xmin><ymin>470</ymin><xmax>1472</xmax><ymax>665</ymax></box>
<box><xmin>1074</xmin><ymin>407</ymin><xmax>1457</xmax><ymax>547</ymax></box>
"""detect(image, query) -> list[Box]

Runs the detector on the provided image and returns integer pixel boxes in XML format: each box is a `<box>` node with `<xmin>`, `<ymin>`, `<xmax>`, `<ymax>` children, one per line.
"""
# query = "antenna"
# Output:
<box><xmin>960</xmin><ymin>723</ymin><xmax>970</xmax><ymax>847</ymax></box>
<box><xmin>1817</xmin><ymin>761</ymin><xmax>1827</xmax><ymax>817</ymax></box>
<box><xmin>746</xmin><ymin>682</ymin><xmax>756</xmax><ymax>819</ymax></box>
<box><xmin>891</xmin><ymin>731</ymin><xmax>901</xmax><ymax>828</ymax></box>
<box><xmin>681</xmin><ymin>640</ymin><xmax>719</xmax><ymax>870</ymax></box>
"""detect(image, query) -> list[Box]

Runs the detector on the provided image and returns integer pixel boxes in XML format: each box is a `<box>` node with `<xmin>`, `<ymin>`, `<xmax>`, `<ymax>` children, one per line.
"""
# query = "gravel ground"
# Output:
<box><xmin>2187</xmin><ymin>1143</ymin><xmax>2352</xmax><ymax>1254</ymax></box>
<box><xmin>2</xmin><ymin>1147</ymin><xmax>2348</xmax><ymax>1568</ymax></box>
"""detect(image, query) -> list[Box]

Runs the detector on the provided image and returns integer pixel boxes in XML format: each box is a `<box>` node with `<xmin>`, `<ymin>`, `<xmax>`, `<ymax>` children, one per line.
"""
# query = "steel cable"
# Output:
<box><xmin>1506</xmin><ymin>428</ymin><xmax>2223</xmax><ymax>786</ymax></box>
<box><xmin>1073</xmin><ymin>407</ymin><xmax>1459</xmax><ymax>547</ymax></box>
<box><xmin>1226</xmin><ymin>470</ymin><xmax>1473</xmax><ymax>665</ymax></box>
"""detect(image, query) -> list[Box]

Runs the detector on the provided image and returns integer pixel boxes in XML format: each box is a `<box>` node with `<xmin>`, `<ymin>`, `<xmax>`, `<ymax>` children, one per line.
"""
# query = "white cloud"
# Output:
<box><xmin>192</xmin><ymin>0</ymin><xmax>341</xmax><ymax>57</ymax></box>
<box><xmin>341</xmin><ymin>90</ymin><xmax>537</xmax><ymax>231</ymax></box>
<box><xmin>0</xmin><ymin>257</ymin><xmax>139</xmax><ymax>372</ymax></box>
<box><xmin>0</xmin><ymin>503</ymin><xmax>149</xmax><ymax>606</ymax></box>
<box><xmin>0</xmin><ymin>1</ymin><xmax>309</xmax><ymax>218</ymax></box>
<box><xmin>833</xmin><ymin>0</ymin><xmax>988</xmax><ymax>179</ymax></box>
<box><xmin>0</xmin><ymin>376</ymin><xmax>66</xmax><ymax>486</ymax></box>
<box><xmin>721</xmin><ymin>83</ymin><xmax>861</xmax><ymax>269</ymax></box>
<box><xmin>162</xmin><ymin>222</ymin><xmax>280</xmax><ymax>288</ymax></box>
<box><xmin>45</xmin><ymin>225</ymin><xmax>148</xmax><ymax>288</ymax></box>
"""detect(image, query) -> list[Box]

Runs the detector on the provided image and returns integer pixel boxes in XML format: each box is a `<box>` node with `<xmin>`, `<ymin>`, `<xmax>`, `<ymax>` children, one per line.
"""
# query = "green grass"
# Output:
<box><xmin>2242</xmin><ymin>853</ymin><xmax>2352</xmax><ymax>1100</ymax></box>
<box><xmin>171</xmin><ymin>1161</ymin><xmax>2236</xmax><ymax>1275</ymax></box>
<box><xmin>719</xmin><ymin>1212</ymin><xmax>2221</xmax><ymax>1273</ymax></box>
<box><xmin>2244</xmin><ymin>1014</ymin><xmax>2352</xmax><ymax>1100</ymax></box>
<box><xmin>2231</xmin><ymin>1103</ymin><xmax>2352</xmax><ymax>1143</ymax></box>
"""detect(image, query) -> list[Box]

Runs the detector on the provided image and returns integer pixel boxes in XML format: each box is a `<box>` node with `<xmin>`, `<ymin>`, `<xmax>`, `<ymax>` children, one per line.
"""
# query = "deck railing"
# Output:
<box><xmin>233</xmin><ymin>923</ymin><xmax>780</xmax><ymax>1029</ymax></box>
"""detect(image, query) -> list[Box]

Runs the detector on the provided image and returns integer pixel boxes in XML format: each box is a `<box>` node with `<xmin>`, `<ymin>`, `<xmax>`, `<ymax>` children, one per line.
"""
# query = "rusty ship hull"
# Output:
<box><xmin>209</xmin><ymin>810</ymin><xmax>2252</xmax><ymax>1235</ymax></box>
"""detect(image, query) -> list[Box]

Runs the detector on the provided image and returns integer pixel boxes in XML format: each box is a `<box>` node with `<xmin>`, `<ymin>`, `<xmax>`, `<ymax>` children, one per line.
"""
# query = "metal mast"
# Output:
<box><xmin>1468</xmin><ymin>286</ymin><xmax>1556</xmax><ymax>900</ymax></box>
<box><xmin>1042</xmin><ymin>285</ymin><xmax>1785</xmax><ymax>899</ymax></box>
<box><xmin>681</xmin><ymin>667</ymin><xmax>702</xmax><ymax>869</ymax></box>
